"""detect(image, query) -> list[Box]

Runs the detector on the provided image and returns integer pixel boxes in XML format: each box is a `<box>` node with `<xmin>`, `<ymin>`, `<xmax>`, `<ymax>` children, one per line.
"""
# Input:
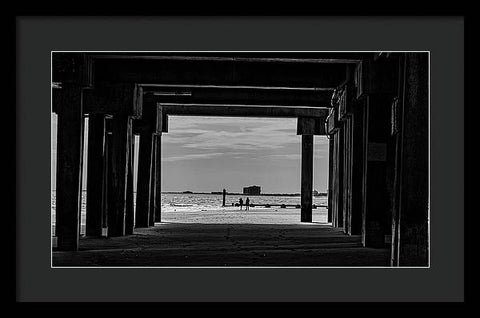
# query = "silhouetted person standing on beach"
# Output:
<box><xmin>245</xmin><ymin>197</ymin><xmax>250</xmax><ymax>211</ymax></box>
<box><xmin>239</xmin><ymin>198</ymin><xmax>243</xmax><ymax>210</ymax></box>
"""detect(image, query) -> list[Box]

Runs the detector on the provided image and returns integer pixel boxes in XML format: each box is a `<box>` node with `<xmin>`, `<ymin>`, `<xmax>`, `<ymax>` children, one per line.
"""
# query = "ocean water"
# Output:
<box><xmin>51</xmin><ymin>191</ymin><xmax>328</xmax><ymax>234</ymax></box>
<box><xmin>162</xmin><ymin>193</ymin><xmax>327</xmax><ymax>210</ymax></box>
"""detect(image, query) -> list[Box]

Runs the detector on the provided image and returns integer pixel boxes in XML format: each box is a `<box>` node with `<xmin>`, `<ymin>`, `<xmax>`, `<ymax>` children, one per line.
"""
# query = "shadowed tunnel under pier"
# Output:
<box><xmin>52</xmin><ymin>52</ymin><xmax>429</xmax><ymax>267</ymax></box>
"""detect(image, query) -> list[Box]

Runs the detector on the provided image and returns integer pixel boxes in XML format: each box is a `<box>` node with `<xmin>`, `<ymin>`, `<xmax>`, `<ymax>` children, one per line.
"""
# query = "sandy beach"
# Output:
<box><xmin>160</xmin><ymin>206</ymin><xmax>328</xmax><ymax>224</ymax></box>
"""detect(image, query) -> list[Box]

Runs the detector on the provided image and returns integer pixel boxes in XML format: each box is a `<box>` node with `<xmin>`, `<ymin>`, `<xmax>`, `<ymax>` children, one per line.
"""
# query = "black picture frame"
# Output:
<box><xmin>14</xmin><ymin>10</ymin><xmax>469</xmax><ymax>310</ymax></box>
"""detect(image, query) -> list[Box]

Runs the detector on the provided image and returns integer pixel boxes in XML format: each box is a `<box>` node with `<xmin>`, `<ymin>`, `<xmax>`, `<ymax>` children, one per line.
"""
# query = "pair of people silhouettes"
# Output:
<box><xmin>239</xmin><ymin>197</ymin><xmax>250</xmax><ymax>210</ymax></box>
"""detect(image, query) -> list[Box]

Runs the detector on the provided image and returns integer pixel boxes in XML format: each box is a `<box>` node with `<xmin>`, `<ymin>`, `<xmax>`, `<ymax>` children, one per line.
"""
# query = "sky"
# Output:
<box><xmin>51</xmin><ymin>114</ymin><xmax>330</xmax><ymax>194</ymax></box>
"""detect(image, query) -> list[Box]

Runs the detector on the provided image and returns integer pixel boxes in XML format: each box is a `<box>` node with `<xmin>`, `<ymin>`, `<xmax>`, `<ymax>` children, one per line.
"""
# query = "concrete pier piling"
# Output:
<box><xmin>148</xmin><ymin>137</ymin><xmax>156</xmax><ymax>227</ymax></box>
<box><xmin>153</xmin><ymin>133</ymin><xmax>162</xmax><ymax>223</ymax></box>
<box><xmin>107</xmin><ymin>115</ymin><xmax>130</xmax><ymax>237</ymax></box>
<box><xmin>135</xmin><ymin>131</ymin><xmax>153</xmax><ymax>228</ymax></box>
<box><xmin>301</xmin><ymin>135</ymin><xmax>313</xmax><ymax>222</ymax></box>
<box><xmin>125</xmin><ymin>118</ymin><xmax>135</xmax><ymax>235</ymax></box>
<box><xmin>85</xmin><ymin>114</ymin><xmax>106</xmax><ymax>237</ymax></box>
<box><xmin>54</xmin><ymin>85</ymin><xmax>85</xmax><ymax>251</ymax></box>
<box><xmin>103</xmin><ymin>130</ymin><xmax>112</xmax><ymax>234</ymax></box>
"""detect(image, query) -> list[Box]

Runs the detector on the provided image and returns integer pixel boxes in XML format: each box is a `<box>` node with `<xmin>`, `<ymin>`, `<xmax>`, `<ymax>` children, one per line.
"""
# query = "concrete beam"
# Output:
<box><xmin>355</xmin><ymin>57</ymin><xmax>399</xmax><ymax>99</ymax></box>
<box><xmin>52</xmin><ymin>53</ymin><xmax>93</xmax><ymax>86</ymax></box>
<box><xmin>143</xmin><ymin>86</ymin><xmax>333</xmax><ymax>107</ymax></box>
<box><xmin>83</xmin><ymin>84</ymin><xmax>142</xmax><ymax>117</ymax></box>
<box><xmin>89</xmin><ymin>55</ymin><xmax>348</xmax><ymax>89</ymax></box>
<box><xmin>88</xmin><ymin>52</ymin><xmax>367</xmax><ymax>63</ymax></box>
<box><xmin>132</xmin><ymin>96</ymin><xmax>162</xmax><ymax>134</ymax></box>
<box><xmin>296</xmin><ymin>117</ymin><xmax>326</xmax><ymax>135</ymax></box>
<box><xmin>160</xmin><ymin>103</ymin><xmax>329</xmax><ymax>118</ymax></box>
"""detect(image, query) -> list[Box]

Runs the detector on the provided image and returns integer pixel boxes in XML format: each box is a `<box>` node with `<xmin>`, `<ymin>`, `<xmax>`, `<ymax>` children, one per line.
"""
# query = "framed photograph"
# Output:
<box><xmin>16</xmin><ymin>14</ymin><xmax>466</xmax><ymax>306</ymax></box>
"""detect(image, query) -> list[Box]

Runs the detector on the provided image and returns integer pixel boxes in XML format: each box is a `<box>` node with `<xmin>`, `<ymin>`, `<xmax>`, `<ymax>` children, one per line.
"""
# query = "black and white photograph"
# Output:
<box><xmin>50</xmin><ymin>51</ymin><xmax>429</xmax><ymax>267</ymax></box>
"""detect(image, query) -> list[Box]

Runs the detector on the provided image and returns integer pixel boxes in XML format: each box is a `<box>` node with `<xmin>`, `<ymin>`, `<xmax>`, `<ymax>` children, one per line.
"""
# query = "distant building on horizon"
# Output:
<box><xmin>243</xmin><ymin>185</ymin><xmax>261</xmax><ymax>195</ymax></box>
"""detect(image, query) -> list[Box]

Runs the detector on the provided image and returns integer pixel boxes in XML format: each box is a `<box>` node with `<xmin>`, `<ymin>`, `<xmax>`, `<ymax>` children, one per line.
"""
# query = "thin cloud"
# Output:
<box><xmin>162</xmin><ymin>117</ymin><xmax>332</xmax><ymax>156</ymax></box>
<box><xmin>162</xmin><ymin>152</ymin><xmax>225</xmax><ymax>162</ymax></box>
<box><xmin>164</xmin><ymin>117</ymin><xmax>300</xmax><ymax>151</ymax></box>
<box><xmin>267</xmin><ymin>154</ymin><xmax>302</xmax><ymax>160</ymax></box>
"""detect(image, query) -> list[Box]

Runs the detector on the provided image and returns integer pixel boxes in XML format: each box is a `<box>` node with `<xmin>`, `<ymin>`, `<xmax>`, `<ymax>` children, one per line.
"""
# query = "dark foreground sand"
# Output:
<box><xmin>52</xmin><ymin>208</ymin><xmax>390</xmax><ymax>267</ymax></box>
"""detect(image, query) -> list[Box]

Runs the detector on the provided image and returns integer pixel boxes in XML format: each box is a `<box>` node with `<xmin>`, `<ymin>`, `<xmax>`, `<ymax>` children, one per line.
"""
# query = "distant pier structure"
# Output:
<box><xmin>52</xmin><ymin>52</ymin><xmax>428</xmax><ymax>266</ymax></box>
<box><xmin>243</xmin><ymin>185</ymin><xmax>261</xmax><ymax>195</ymax></box>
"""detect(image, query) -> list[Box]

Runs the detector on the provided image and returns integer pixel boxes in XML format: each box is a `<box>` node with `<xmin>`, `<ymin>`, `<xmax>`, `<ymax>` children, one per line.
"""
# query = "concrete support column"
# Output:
<box><xmin>148</xmin><ymin>136</ymin><xmax>156</xmax><ymax>227</ymax></box>
<box><xmin>301</xmin><ymin>134</ymin><xmax>314</xmax><ymax>222</ymax></box>
<box><xmin>107</xmin><ymin>115</ymin><xmax>130</xmax><ymax>237</ymax></box>
<box><xmin>55</xmin><ymin>85</ymin><xmax>84</xmax><ymax>251</ymax></box>
<box><xmin>361</xmin><ymin>102</ymin><xmax>369</xmax><ymax>246</ymax></box>
<box><xmin>394</xmin><ymin>53</ymin><xmax>429</xmax><ymax>266</ymax></box>
<box><xmin>347</xmin><ymin>117</ymin><xmax>354</xmax><ymax>234</ymax></box>
<box><xmin>364</xmin><ymin>95</ymin><xmax>391</xmax><ymax>247</ymax></box>
<box><xmin>327</xmin><ymin>136</ymin><xmax>334</xmax><ymax>223</ymax></box>
<box><xmin>351</xmin><ymin>102</ymin><xmax>365</xmax><ymax>235</ymax></box>
<box><xmin>135</xmin><ymin>131</ymin><xmax>153</xmax><ymax>228</ymax></box>
<box><xmin>85</xmin><ymin>114</ymin><xmax>106</xmax><ymax>237</ymax></box>
<box><xmin>102</xmin><ymin>130</ymin><xmax>112</xmax><ymax>233</ymax></box>
<box><xmin>331</xmin><ymin>132</ymin><xmax>338</xmax><ymax>227</ymax></box>
<box><xmin>342</xmin><ymin>119</ymin><xmax>352</xmax><ymax>234</ymax></box>
<box><xmin>125</xmin><ymin>118</ymin><xmax>135</xmax><ymax>235</ymax></box>
<box><xmin>153</xmin><ymin>134</ymin><xmax>162</xmax><ymax>223</ymax></box>
<box><xmin>336</xmin><ymin>127</ymin><xmax>345</xmax><ymax>228</ymax></box>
